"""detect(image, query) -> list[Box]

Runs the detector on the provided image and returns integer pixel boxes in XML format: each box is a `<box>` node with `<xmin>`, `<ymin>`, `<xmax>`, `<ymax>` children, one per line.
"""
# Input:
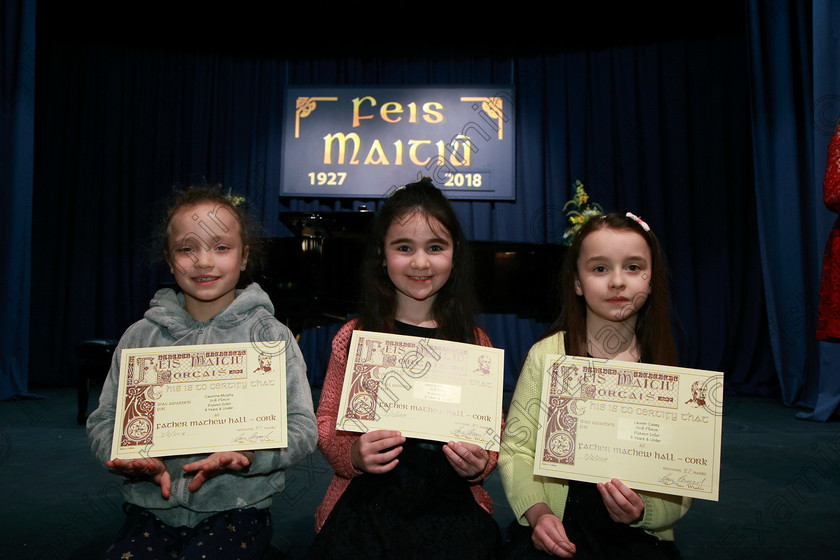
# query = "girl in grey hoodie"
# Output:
<box><xmin>87</xmin><ymin>185</ymin><xmax>317</xmax><ymax>559</ymax></box>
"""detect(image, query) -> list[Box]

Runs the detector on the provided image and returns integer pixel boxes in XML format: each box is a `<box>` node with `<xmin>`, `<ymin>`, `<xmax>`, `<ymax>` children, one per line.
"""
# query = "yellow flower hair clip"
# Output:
<box><xmin>562</xmin><ymin>180</ymin><xmax>603</xmax><ymax>245</ymax></box>
<box><xmin>225</xmin><ymin>188</ymin><xmax>246</xmax><ymax>207</ymax></box>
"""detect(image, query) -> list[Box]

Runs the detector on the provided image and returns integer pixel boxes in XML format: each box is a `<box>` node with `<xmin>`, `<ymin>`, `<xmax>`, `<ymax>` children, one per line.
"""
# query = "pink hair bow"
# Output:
<box><xmin>625</xmin><ymin>212</ymin><xmax>651</xmax><ymax>232</ymax></box>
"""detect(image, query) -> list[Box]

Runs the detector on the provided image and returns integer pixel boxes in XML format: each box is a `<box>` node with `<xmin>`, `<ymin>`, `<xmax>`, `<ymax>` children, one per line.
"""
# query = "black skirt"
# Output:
<box><xmin>501</xmin><ymin>481</ymin><xmax>682</xmax><ymax>560</ymax></box>
<box><xmin>308</xmin><ymin>439</ymin><xmax>501</xmax><ymax>559</ymax></box>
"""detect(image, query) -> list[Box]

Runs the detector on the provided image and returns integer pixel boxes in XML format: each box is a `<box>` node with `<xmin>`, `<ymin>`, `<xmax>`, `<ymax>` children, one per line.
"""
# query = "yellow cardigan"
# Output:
<box><xmin>498</xmin><ymin>331</ymin><xmax>691</xmax><ymax>541</ymax></box>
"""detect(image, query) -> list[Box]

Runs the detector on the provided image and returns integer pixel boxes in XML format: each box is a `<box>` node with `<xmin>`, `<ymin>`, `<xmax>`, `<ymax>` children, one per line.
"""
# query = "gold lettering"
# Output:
<box><xmin>323</xmin><ymin>132</ymin><xmax>361</xmax><ymax>164</ymax></box>
<box><xmin>363</xmin><ymin>139</ymin><xmax>390</xmax><ymax>165</ymax></box>
<box><xmin>409</xmin><ymin>140</ymin><xmax>433</xmax><ymax>165</ymax></box>
<box><xmin>435</xmin><ymin>140</ymin><xmax>448</xmax><ymax>166</ymax></box>
<box><xmin>393</xmin><ymin>139</ymin><xmax>403</xmax><ymax>165</ymax></box>
<box><xmin>449</xmin><ymin>135</ymin><xmax>472</xmax><ymax>166</ymax></box>
<box><xmin>423</xmin><ymin>102</ymin><xmax>444</xmax><ymax>124</ymax></box>
<box><xmin>380</xmin><ymin>101</ymin><xmax>402</xmax><ymax>123</ymax></box>
<box><xmin>352</xmin><ymin>96</ymin><xmax>376</xmax><ymax>128</ymax></box>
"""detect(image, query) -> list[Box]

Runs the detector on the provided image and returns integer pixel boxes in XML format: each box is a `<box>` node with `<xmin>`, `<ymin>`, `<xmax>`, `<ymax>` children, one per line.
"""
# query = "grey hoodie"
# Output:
<box><xmin>87</xmin><ymin>283</ymin><xmax>318</xmax><ymax>528</ymax></box>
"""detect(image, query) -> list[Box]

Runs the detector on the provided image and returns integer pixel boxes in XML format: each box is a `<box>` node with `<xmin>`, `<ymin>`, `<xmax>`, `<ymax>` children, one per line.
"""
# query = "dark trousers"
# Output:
<box><xmin>105</xmin><ymin>503</ymin><xmax>273</xmax><ymax>560</ymax></box>
<box><xmin>500</xmin><ymin>482</ymin><xmax>682</xmax><ymax>560</ymax></box>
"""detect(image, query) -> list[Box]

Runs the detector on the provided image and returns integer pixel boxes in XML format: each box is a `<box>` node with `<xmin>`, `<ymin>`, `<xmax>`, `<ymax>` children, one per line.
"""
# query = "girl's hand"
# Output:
<box><xmin>107</xmin><ymin>457</ymin><xmax>172</xmax><ymax>499</ymax></box>
<box><xmin>183</xmin><ymin>451</ymin><xmax>255</xmax><ymax>492</ymax></box>
<box><xmin>350</xmin><ymin>430</ymin><xmax>405</xmax><ymax>474</ymax></box>
<box><xmin>597</xmin><ymin>478</ymin><xmax>646</xmax><ymax>524</ymax></box>
<box><xmin>524</xmin><ymin>503</ymin><xmax>576</xmax><ymax>558</ymax></box>
<box><xmin>443</xmin><ymin>441</ymin><xmax>489</xmax><ymax>478</ymax></box>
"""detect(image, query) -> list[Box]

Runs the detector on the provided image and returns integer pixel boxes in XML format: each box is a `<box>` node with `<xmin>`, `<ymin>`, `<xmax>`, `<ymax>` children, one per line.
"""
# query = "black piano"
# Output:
<box><xmin>254</xmin><ymin>212</ymin><xmax>565</xmax><ymax>334</ymax></box>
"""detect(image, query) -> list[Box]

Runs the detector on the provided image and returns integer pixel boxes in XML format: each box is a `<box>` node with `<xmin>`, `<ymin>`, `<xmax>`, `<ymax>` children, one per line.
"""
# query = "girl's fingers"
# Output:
<box><xmin>533</xmin><ymin>514</ymin><xmax>576</xmax><ymax>558</ymax></box>
<box><xmin>371</xmin><ymin>435</ymin><xmax>406</xmax><ymax>453</ymax></box>
<box><xmin>359</xmin><ymin>430</ymin><xmax>405</xmax><ymax>454</ymax></box>
<box><xmin>598</xmin><ymin>479</ymin><xmax>645</xmax><ymax>523</ymax></box>
<box><xmin>444</xmin><ymin>441</ymin><xmax>489</xmax><ymax>477</ymax></box>
<box><xmin>372</xmin><ymin>446</ymin><xmax>403</xmax><ymax>465</ymax></box>
<box><xmin>354</xmin><ymin>436</ymin><xmax>404</xmax><ymax>472</ymax></box>
<box><xmin>365</xmin><ymin>458</ymin><xmax>400</xmax><ymax>474</ymax></box>
<box><xmin>158</xmin><ymin>469</ymin><xmax>171</xmax><ymax>499</ymax></box>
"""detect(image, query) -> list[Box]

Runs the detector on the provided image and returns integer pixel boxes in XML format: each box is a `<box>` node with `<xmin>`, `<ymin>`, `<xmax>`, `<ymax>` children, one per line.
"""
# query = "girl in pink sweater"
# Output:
<box><xmin>308</xmin><ymin>178</ymin><xmax>502</xmax><ymax>559</ymax></box>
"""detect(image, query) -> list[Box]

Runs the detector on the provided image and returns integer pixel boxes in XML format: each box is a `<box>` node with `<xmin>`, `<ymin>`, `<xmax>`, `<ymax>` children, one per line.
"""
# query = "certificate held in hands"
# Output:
<box><xmin>335</xmin><ymin>330</ymin><xmax>505</xmax><ymax>451</ymax></box>
<box><xmin>110</xmin><ymin>342</ymin><xmax>287</xmax><ymax>460</ymax></box>
<box><xmin>534</xmin><ymin>355</ymin><xmax>723</xmax><ymax>501</ymax></box>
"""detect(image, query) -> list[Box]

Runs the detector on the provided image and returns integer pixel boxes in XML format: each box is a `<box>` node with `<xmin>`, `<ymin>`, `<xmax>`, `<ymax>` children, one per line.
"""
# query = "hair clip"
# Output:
<box><xmin>224</xmin><ymin>188</ymin><xmax>245</xmax><ymax>207</ymax></box>
<box><xmin>626</xmin><ymin>212</ymin><xmax>651</xmax><ymax>232</ymax></box>
<box><xmin>561</xmin><ymin>181</ymin><xmax>604</xmax><ymax>246</ymax></box>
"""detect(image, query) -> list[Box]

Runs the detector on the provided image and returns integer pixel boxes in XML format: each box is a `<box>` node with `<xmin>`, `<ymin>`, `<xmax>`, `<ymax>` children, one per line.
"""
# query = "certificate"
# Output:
<box><xmin>335</xmin><ymin>330</ymin><xmax>504</xmax><ymax>451</ymax></box>
<box><xmin>533</xmin><ymin>355</ymin><xmax>723</xmax><ymax>501</ymax></box>
<box><xmin>110</xmin><ymin>342</ymin><xmax>287</xmax><ymax>460</ymax></box>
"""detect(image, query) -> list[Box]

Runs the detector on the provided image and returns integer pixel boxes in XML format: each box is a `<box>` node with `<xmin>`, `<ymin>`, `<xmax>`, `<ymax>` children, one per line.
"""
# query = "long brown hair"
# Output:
<box><xmin>543</xmin><ymin>212</ymin><xmax>677</xmax><ymax>366</ymax></box>
<box><xmin>358</xmin><ymin>178</ymin><xmax>477</xmax><ymax>344</ymax></box>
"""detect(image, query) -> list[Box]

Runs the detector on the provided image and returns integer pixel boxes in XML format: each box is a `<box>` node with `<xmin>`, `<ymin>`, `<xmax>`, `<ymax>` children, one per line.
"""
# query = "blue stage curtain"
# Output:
<box><xmin>747</xmin><ymin>0</ymin><xmax>840</xmax><ymax>419</ymax></box>
<box><xmin>278</xmin><ymin>39</ymin><xmax>777</xmax><ymax>394</ymax></box>
<box><xmin>0</xmin><ymin>0</ymin><xmax>35</xmax><ymax>399</ymax></box>
<box><xmin>29</xmin><ymin>16</ymin><xmax>779</xmax><ymax>401</ymax></box>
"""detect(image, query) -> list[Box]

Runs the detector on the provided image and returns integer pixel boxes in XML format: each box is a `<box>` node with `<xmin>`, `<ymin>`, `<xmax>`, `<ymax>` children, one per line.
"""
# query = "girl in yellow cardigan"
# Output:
<box><xmin>500</xmin><ymin>212</ymin><xmax>691</xmax><ymax>559</ymax></box>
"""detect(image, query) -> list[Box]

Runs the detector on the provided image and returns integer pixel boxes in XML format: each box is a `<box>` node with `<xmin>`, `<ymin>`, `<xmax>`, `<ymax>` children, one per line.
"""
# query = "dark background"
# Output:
<box><xmin>4</xmin><ymin>1</ymin><xmax>840</xmax><ymax>420</ymax></box>
<box><xmin>2</xmin><ymin>2</ymin><xmax>840</xmax><ymax>559</ymax></box>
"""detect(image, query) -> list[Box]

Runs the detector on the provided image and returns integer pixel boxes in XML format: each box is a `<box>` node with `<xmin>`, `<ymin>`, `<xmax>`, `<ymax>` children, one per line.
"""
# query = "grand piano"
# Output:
<box><xmin>254</xmin><ymin>212</ymin><xmax>566</xmax><ymax>334</ymax></box>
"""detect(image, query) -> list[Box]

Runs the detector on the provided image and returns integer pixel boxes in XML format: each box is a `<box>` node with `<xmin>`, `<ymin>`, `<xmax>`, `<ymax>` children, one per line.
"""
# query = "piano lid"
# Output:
<box><xmin>258</xmin><ymin>214</ymin><xmax>565</xmax><ymax>332</ymax></box>
<box><xmin>279</xmin><ymin>211</ymin><xmax>374</xmax><ymax>239</ymax></box>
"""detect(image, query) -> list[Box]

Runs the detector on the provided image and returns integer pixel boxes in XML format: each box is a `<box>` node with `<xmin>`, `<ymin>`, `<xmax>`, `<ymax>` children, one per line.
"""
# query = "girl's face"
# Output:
<box><xmin>574</xmin><ymin>228</ymin><xmax>651</xmax><ymax>326</ymax></box>
<box><xmin>165</xmin><ymin>201</ymin><xmax>248</xmax><ymax>322</ymax></box>
<box><xmin>383</xmin><ymin>212</ymin><xmax>453</xmax><ymax>312</ymax></box>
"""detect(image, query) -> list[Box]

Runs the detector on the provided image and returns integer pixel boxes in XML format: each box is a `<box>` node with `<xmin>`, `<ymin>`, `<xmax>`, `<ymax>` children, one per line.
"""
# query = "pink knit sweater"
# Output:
<box><xmin>314</xmin><ymin>319</ymin><xmax>501</xmax><ymax>530</ymax></box>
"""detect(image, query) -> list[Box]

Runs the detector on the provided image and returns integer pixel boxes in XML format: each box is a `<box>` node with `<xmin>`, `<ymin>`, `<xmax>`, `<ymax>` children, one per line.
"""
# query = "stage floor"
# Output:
<box><xmin>1</xmin><ymin>385</ymin><xmax>837</xmax><ymax>559</ymax></box>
